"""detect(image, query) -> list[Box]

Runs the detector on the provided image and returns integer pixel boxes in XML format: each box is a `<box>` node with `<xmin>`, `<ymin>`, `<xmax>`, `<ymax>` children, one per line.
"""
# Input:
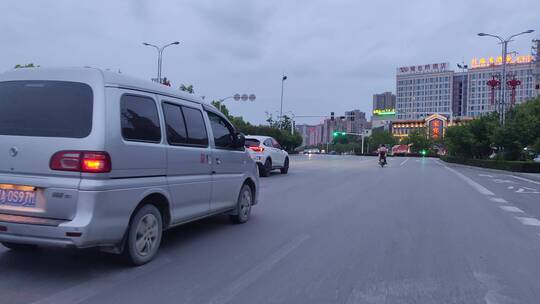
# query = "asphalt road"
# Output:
<box><xmin>1</xmin><ymin>155</ymin><xmax>540</xmax><ymax>304</ymax></box>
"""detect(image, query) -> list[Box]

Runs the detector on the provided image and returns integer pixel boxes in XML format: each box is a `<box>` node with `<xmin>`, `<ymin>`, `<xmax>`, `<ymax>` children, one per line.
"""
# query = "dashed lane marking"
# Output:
<box><xmin>515</xmin><ymin>217</ymin><xmax>540</xmax><ymax>226</ymax></box>
<box><xmin>499</xmin><ymin>206</ymin><xmax>524</xmax><ymax>213</ymax></box>
<box><xmin>442</xmin><ymin>164</ymin><xmax>495</xmax><ymax>196</ymax></box>
<box><xmin>489</xmin><ymin>197</ymin><xmax>508</xmax><ymax>203</ymax></box>
<box><xmin>479</xmin><ymin>174</ymin><xmax>494</xmax><ymax>178</ymax></box>
<box><xmin>208</xmin><ymin>234</ymin><xmax>310</xmax><ymax>304</ymax></box>
<box><xmin>399</xmin><ymin>158</ymin><xmax>410</xmax><ymax>166</ymax></box>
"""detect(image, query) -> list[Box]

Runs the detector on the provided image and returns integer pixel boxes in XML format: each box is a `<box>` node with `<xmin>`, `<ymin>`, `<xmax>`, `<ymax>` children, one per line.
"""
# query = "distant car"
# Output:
<box><xmin>329</xmin><ymin>151</ymin><xmax>337</xmax><ymax>155</ymax></box>
<box><xmin>534</xmin><ymin>155</ymin><xmax>540</xmax><ymax>163</ymax></box>
<box><xmin>245</xmin><ymin>136</ymin><xmax>289</xmax><ymax>177</ymax></box>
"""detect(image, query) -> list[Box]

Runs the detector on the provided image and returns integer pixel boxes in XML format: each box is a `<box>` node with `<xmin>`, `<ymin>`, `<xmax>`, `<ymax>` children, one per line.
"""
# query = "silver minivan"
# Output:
<box><xmin>0</xmin><ymin>67</ymin><xmax>259</xmax><ymax>265</ymax></box>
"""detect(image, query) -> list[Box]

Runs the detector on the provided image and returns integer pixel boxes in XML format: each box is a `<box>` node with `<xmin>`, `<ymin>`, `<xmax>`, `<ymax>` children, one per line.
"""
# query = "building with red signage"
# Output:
<box><xmin>467</xmin><ymin>53</ymin><xmax>538</xmax><ymax>117</ymax></box>
<box><xmin>391</xmin><ymin>114</ymin><xmax>472</xmax><ymax>139</ymax></box>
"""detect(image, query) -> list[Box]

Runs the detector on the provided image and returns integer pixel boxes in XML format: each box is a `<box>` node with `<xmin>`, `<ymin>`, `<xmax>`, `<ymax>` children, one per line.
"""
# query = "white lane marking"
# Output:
<box><xmin>442</xmin><ymin>164</ymin><xmax>495</xmax><ymax>196</ymax></box>
<box><xmin>31</xmin><ymin>256</ymin><xmax>173</xmax><ymax>304</ymax></box>
<box><xmin>499</xmin><ymin>206</ymin><xmax>524</xmax><ymax>213</ymax></box>
<box><xmin>515</xmin><ymin>217</ymin><xmax>540</xmax><ymax>226</ymax></box>
<box><xmin>399</xmin><ymin>158</ymin><xmax>410</xmax><ymax>166</ymax></box>
<box><xmin>516</xmin><ymin>186</ymin><xmax>540</xmax><ymax>194</ymax></box>
<box><xmin>509</xmin><ymin>175</ymin><xmax>540</xmax><ymax>185</ymax></box>
<box><xmin>492</xmin><ymin>179</ymin><xmax>517</xmax><ymax>184</ymax></box>
<box><xmin>473</xmin><ymin>272</ymin><xmax>512</xmax><ymax>304</ymax></box>
<box><xmin>507</xmin><ymin>186</ymin><xmax>514</xmax><ymax>190</ymax></box>
<box><xmin>479</xmin><ymin>174</ymin><xmax>494</xmax><ymax>178</ymax></box>
<box><xmin>489</xmin><ymin>197</ymin><xmax>508</xmax><ymax>203</ymax></box>
<box><xmin>208</xmin><ymin>234</ymin><xmax>309</xmax><ymax>304</ymax></box>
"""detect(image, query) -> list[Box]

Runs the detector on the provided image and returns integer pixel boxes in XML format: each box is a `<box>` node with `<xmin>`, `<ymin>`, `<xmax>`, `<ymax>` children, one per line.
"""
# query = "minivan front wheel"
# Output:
<box><xmin>123</xmin><ymin>204</ymin><xmax>163</xmax><ymax>266</ymax></box>
<box><xmin>230</xmin><ymin>185</ymin><xmax>253</xmax><ymax>224</ymax></box>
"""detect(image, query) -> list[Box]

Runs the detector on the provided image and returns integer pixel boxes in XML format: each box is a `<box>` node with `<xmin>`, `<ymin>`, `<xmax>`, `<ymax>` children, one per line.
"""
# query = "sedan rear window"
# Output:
<box><xmin>0</xmin><ymin>81</ymin><xmax>93</xmax><ymax>138</ymax></box>
<box><xmin>245</xmin><ymin>138</ymin><xmax>260</xmax><ymax>147</ymax></box>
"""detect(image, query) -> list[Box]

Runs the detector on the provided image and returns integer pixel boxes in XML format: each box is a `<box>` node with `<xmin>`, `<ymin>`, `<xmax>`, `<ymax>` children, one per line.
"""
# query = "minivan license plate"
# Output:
<box><xmin>0</xmin><ymin>186</ymin><xmax>37</xmax><ymax>207</ymax></box>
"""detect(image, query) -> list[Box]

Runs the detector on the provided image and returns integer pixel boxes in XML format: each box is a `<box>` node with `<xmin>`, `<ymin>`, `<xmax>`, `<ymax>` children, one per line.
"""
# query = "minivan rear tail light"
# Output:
<box><xmin>249</xmin><ymin>146</ymin><xmax>265</xmax><ymax>153</ymax></box>
<box><xmin>50</xmin><ymin>151</ymin><xmax>111</xmax><ymax>173</ymax></box>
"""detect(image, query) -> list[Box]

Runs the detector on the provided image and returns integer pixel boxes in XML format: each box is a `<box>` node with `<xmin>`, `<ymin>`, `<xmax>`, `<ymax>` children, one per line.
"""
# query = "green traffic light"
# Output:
<box><xmin>420</xmin><ymin>150</ymin><xmax>427</xmax><ymax>156</ymax></box>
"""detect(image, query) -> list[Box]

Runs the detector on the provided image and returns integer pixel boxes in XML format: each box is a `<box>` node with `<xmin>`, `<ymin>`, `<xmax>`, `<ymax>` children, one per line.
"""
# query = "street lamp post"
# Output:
<box><xmin>143</xmin><ymin>41</ymin><xmax>180</xmax><ymax>83</ymax></box>
<box><xmin>477</xmin><ymin>30</ymin><xmax>534</xmax><ymax>126</ymax></box>
<box><xmin>279</xmin><ymin>75</ymin><xmax>287</xmax><ymax>122</ymax></box>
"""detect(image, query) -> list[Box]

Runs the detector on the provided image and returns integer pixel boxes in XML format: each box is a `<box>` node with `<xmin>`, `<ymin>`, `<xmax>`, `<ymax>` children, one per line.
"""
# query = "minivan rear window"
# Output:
<box><xmin>0</xmin><ymin>81</ymin><xmax>93</xmax><ymax>138</ymax></box>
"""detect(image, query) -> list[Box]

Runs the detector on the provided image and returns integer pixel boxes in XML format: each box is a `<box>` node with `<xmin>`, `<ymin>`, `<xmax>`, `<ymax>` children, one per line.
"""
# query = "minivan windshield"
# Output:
<box><xmin>0</xmin><ymin>80</ymin><xmax>93</xmax><ymax>138</ymax></box>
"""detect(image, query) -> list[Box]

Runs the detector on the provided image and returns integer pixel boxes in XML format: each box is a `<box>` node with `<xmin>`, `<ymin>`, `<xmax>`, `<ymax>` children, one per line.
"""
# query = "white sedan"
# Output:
<box><xmin>245</xmin><ymin>136</ymin><xmax>289</xmax><ymax>177</ymax></box>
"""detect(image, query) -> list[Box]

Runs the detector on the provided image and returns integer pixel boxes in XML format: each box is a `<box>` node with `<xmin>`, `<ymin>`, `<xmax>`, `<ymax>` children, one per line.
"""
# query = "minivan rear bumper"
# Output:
<box><xmin>0</xmin><ymin>211</ymin><xmax>121</xmax><ymax>248</ymax></box>
<box><xmin>0</xmin><ymin>189</ymin><xmax>134</xmax><ymax>249</ymax></box>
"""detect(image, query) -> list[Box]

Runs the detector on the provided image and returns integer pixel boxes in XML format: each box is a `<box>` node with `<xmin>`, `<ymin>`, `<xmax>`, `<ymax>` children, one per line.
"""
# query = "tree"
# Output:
<box><xmin>367</xmin><ymin>130</ymin><xmax>397</xmax><ymax>153</ymax></box>
<box><xmin>445</xmin><ymin>125</ymin><xmax>474</xmax><ymax>157</ymax></box>
<box><xmin>403</xmin><ymin>129</ymin><xmax>431</xmax><ymax>153</ymax></box>
<box><xmin>179</xmin><ymin>84</ymin><xmax>194</xmax><ymax>94</ymax></box>
<box><xmin>14</xmin><ymin>63</ymin><xmax>39</xmax><ymax>69</ymax></box>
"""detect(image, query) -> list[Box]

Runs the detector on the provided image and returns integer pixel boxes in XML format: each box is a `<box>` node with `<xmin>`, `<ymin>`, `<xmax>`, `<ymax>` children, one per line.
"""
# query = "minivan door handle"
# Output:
<box><xmin>215</xmin><ymin>158</ymin><xmax>222</xmax><ymax>165</ymax></box>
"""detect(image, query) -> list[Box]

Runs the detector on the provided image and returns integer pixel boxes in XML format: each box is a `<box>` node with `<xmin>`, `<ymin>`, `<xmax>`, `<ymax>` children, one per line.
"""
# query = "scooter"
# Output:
<box><xmin>379</xmin><ymin>157</ymin><xmax>387</xmax><ymax>168</ymax></box>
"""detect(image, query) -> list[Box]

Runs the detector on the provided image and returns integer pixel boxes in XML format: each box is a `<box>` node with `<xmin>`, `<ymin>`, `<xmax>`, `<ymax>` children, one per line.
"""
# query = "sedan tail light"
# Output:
<box><xmin>50</xmin><ymin>151</ymin><xmax>112</xmax><ymax>173</ymax></box>
<box><xmin>248</xmin><ymin>146</ymin><xmax>265</xmax><ymax>153</ymax></box>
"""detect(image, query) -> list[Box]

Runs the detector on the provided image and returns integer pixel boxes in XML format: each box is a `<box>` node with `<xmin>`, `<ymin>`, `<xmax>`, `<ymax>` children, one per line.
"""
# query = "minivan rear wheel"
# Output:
<box><xmin>230</xmin><ymin>185</ymin><xmax>253</xmax><ymax>224</ymax></box>
<box><xmin>1</xmin><ymin>242</ymin><xmax>37</xmax><ymax>251</ymax></box>
<box><xmin>123</xmin><ymin>204</ymin><xmax>163</xmax><ymax>266</ymax></box>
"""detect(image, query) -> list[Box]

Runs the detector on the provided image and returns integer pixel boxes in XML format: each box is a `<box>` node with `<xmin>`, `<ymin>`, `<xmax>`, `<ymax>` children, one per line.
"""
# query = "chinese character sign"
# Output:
<box><xmin>428</xmin><ymin>119</ymin><xmax>444</xmax><ymax>139</ymax></box>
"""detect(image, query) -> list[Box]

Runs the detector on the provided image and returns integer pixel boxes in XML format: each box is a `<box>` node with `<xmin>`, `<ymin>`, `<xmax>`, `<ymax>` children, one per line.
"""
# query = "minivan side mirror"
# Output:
<box><xmin>232</xmin><ymin>132</ymin><xmax>245</xmax><ymax>149</ymax></box>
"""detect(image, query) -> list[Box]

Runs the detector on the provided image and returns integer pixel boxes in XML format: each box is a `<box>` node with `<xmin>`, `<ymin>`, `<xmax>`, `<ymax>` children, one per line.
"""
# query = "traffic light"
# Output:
<box><xmin>330</xmin><ymin>112</ymin><xmax>335</xmax><ymax>121</ymax></box>
<box><xmin>333</xmin><ymin>131</ymin><xmax>346</xmax><ymax>137</ymax></box>
<box><xmin>420</xmin><ymin>149</ymin><xmax>427</xmax><ymax>156</ymax></box>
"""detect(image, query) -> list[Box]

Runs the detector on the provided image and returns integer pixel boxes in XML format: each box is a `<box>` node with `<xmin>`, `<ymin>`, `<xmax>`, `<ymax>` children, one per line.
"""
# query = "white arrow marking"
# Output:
<box><xmin>492</xmin><ymin>179</ymin><xmax>517</xmax><ymax>184</ymax></box>
<box><xmin>516</xmin><ymin>187</ymin><xmax>540</xmax><ymax>194</ymax></box>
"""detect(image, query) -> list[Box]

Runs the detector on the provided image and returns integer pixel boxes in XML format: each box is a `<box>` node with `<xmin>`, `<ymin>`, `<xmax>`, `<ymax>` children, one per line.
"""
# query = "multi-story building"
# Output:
<box><xmin>452</xmin><ymin>72</ymin><xmax>468</xmax><ymax>117</ymax></box>
<box><xmin>372</xmin><ymin>92</ymin><xmax>396</xmax><ymax>131</ymax></box>
<box><xmin>297</xmin><ymin>124</ymin><xmax>323</xmax><ymax>147</ymax></box>
<box><xmin>396</xmin><ymin>62</ymin><xmax>453</xmax><ymax>120</ymax></box>
<box><xmin>373</xmin><ymin>92</ymin><xmax>396</xmax><ymax>113</ymax></box>
<box><xmin>466</xmin><ymin>54</ymin><xmax>537</xmax><ymax>117</ymax></box>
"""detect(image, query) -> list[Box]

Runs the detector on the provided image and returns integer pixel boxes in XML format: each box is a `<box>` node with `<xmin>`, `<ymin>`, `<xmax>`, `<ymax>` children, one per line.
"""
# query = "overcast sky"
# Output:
<box><xmin>1</xmin><ymin>0</ymin><xmax>539</xmax><ymax>124</ymax></box>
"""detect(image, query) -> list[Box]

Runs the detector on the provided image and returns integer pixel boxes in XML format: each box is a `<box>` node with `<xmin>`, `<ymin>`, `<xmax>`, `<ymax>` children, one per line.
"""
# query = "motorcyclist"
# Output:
<box><xmin>377</xmin><ymin>144</ymin><xmax>388</xmax><ymax>164</ymax></box>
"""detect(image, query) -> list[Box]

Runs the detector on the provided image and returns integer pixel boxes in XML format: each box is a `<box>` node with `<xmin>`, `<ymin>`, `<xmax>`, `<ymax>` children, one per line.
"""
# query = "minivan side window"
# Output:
<box><xmin>121</xmin><ymin>94</ymin><xmax>161</xmax><ymax>143</ymax></box>
<box><xmin>182</xmin><ymin>106</ymin><xmax>209</xmax><ymax>147</ymax></box>
<box><xmin>162</xmin><ymin>103</ymin><xmax>187</xmax><ymax>145</ymax></box>
<box><xmin>207</xmin><ymin>112</ymin><xmax>235</xmax><ymax>149</ymax></box>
